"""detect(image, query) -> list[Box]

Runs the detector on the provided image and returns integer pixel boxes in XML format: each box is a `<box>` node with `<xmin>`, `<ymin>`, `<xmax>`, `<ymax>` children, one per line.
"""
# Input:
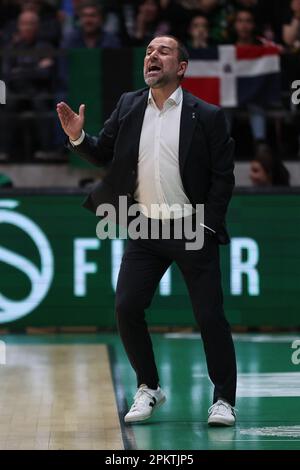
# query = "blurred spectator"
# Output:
<box><xmin>132</xmin><ymin>0</ymin><xmax>170</xmax><ymax>46</ymax></box>
<box><xmin>99</xmin><ymin>0</ymin><xmax>136</xmax><ymax>46</ymax></box>
<box><xmin>232</xmin><ymin>9</ymin><xmax>271</xmax><ymax>146</ymax></box>
<box><xmin>230</xmin><ymin>8</ymin><xmax>261</xmax><ymax>45</ymax></box>
<box><xmin>228</xmin><ymin>0</ymin><xmax>289</xmax><ymax>44</ymax></box>
<box><xmin>283</xmin><ymin>0</ymin><xmax>300</xmax><ymax>49</ymax></box>
<box><xmin>228</xmin><ymin>1</ymin><xmax>259</xmax><ymax>39</ymax></box>
<box><xmin>187</xmin><ymin>14</ymin><xmax>211</xmax><ymax>49</ymax></box>
<box><xmin>61</xmin><ymin>0</ymin><xmax>121</xmax><ymax>48</ymax></box>
<box><xmin>2</xmin><ymin>0</ymin><xmax>62</xmax><ymax>47</ymax></box>
<box><xmin>193</xmin><ymin>0</ymin><xmax>229</xmax><ymax>43</ymax></box>
<box><xmin>0</xmin><ymin>10</ymin><xmax>56</xmax><ymax>160</ymax></box>
<box><xmin>161</xmin><ymin>0</ymin><xmax>230</xmax><ymax>43</ymax></box>
<box><xmin>250</xmin><ymin>144</ymin><xmax>290</xmax><ymax>186</ymax></box>
<box><xmin>57</xmin><ymin>1</ymin><xmax>122</xmax><ymax>151</ymax></box>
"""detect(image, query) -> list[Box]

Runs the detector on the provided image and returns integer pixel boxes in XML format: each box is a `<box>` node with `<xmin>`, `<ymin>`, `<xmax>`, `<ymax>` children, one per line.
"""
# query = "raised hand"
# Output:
<box><xmin>56</xmin><ymin>102</ymin><xmax>85</xmax><ymax>141</ymax></box>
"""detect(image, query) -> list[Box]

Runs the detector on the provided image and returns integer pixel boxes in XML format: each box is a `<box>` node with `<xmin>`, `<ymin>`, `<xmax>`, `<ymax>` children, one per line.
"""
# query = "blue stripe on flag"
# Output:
<box><xmin>237</xmin><ymin>73</ymin><xmax>281</xmax><ymax>106</ymax></box>
<box><xmin>187</xmin><ymin>46</ymin><xmax>219</xmax><ymax>61</ymax></box>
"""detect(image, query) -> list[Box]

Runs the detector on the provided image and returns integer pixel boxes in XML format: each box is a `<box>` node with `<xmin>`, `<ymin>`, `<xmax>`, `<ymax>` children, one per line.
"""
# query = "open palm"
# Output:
<box><xmin>56</xmin><ymin>102</ymin><xmax>85</xmax><ymax>141</ymax></box>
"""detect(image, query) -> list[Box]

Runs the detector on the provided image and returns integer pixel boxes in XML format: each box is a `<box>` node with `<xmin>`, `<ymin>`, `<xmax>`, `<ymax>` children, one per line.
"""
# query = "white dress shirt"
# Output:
<box><xmin>134</xmin><ymin>86</ymin><xmax>194</xmax><ymax>220</ymax></box>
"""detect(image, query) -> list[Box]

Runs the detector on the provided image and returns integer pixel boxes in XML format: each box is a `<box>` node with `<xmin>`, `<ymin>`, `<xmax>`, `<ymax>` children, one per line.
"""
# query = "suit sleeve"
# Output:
<box><xmin>205</xmin><ymin>107</ymin><xmax>235</xmax><ymax>232</ymax></box>
<box><xmin>66</xmin><ymin>93</ymin><xmax>125</xmax><ymax>167</ymax></box>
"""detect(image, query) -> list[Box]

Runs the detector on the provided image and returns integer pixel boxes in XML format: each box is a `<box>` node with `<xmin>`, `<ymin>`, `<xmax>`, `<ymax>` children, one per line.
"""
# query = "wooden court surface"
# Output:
<box><xmin>0</xmin><ymin>344</ymin><xmax>123</xmax><ymax>450</ymax></box>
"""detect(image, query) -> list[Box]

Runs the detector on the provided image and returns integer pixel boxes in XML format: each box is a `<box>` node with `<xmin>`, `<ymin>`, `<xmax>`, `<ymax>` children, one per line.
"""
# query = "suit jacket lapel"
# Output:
<box><xmin>179</xmin><ymin>90</ymin><xmax>198</xmax><ymax>175</ymax></box>
<box><xmin>125</xmin><ymin>89</ymin><xmax>149</xmax><ymax>164</ymax></box>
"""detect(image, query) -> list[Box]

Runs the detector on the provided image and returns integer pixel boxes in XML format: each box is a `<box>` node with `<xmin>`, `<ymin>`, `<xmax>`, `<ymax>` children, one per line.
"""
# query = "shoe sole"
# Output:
<box><xmin>208</xmin><ymin>416</ymin><xmax>235</xmax><ymax>427</ymax></box>
<box><xmin>124</xmin><ymin>396</ymin><xmax>166</xmax><ymax>424</ymax></box>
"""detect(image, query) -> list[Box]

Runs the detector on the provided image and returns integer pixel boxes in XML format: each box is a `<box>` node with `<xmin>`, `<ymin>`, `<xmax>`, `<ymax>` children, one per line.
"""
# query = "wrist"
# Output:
<box><xmin>69</xmin><ymin>130</ymin><xmax>85</xmax><ymax>146</ymax></box>
<box><xmin>69</xmin><ymin>131</ymin><xmax>82</xmax><ymax>141</ymax></box>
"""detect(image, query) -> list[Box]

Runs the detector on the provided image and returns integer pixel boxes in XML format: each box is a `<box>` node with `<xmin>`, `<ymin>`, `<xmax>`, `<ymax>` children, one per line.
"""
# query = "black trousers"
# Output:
<box><xmin>115</xmin><ymin>226</ymin><xmax>237</xmax><ymax>406</ymax></box>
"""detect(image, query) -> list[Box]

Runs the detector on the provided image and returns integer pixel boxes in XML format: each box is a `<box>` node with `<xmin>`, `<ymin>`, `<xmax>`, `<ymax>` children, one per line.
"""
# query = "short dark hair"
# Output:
<box><xmin>235</xmin><ymin>8</ymin><xmax>255</xmax><ymax>21</ymax></box>
<box><xmin>78</xmin><ymin>0</ymin><xmax>102</xmax><ymax>15</ymax></box>
<box><xmin>153</xmin><ymin>35</ymin><xmax>189</xmax><ymax>63</ymax></box>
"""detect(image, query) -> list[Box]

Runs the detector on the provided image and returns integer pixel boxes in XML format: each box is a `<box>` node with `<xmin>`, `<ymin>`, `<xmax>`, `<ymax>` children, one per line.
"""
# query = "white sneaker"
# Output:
<box><xmin>208</xmin><ymin>399</ymin><xmax>236</xmax><ymax>426</ymax></box>
<box><xmin>124</xmin><ymin>384</ymin><xmax>166</xmax><ymax>423</ymax></box>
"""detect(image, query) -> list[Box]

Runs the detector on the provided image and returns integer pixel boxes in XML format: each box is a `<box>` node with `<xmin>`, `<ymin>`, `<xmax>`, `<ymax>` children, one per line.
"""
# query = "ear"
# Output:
<box><xmin>178</xmin><ymin>61</ymin><xmax>188</xmax><ymax>79</ymax></box>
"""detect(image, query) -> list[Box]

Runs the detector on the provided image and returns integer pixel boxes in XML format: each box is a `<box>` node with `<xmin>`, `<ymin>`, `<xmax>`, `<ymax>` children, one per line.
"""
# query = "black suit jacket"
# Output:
<box><xmin>69</xmin><ymin>87</ymin><xmax>235</xmax><ymax>244</ymax></box>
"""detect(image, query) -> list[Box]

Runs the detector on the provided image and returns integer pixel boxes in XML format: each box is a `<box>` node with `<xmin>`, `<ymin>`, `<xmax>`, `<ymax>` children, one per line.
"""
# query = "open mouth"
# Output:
<box><xmin>147</xmin><ymin>65</ymin><xmax>162</xmax><ymax>73</ymax></box>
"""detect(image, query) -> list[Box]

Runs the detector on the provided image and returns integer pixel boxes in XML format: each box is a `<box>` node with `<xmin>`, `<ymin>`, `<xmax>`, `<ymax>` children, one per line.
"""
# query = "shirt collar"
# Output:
<box><xmin>148</xmin><ymin>86</ymin><xmax>183</xmax><ymax>107</ymax></box>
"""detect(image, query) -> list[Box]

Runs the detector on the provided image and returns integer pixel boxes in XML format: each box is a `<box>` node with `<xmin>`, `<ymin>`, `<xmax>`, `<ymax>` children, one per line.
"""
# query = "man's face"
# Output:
<box><xmin>79</xmin><ymin>7</ymin><xmax>102</xmax><ymax>34</ymax></box>
<box><xmin>144</xmin><ymin>37</ymin><xmax>187</xmax><ymax>88</ymax></box>
<box><xmin>235</xmin><ymin>12</ymin><xmax>255</xmax><ymax>39</ymax></box>
<box><xmin>18</xmin><ymin>12</ymin><xmax>39</xmax><ymax>41</ymax></box>
<box><xmin>189</xmin><ymin>16</ymin><xmax>209</xmax><ymax>42</ymax></box>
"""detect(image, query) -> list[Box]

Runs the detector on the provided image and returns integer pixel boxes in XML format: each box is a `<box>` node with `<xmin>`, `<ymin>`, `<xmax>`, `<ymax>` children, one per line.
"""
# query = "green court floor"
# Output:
<box><xmin>1</xmin><ymin>332</ymin><xmax>300</xmax><ymax>450</ymax></box>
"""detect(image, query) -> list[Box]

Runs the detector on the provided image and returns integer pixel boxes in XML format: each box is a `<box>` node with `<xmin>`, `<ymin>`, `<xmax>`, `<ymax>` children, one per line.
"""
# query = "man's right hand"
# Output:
<box><xmin>56</xmin><ymin>102</ymin><xmax>85</xmax><ymax>141</ymax></box>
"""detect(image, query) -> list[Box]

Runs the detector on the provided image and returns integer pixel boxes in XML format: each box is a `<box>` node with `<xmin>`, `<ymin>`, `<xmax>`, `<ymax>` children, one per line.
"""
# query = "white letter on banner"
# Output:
<box><xmin>74</xmin><ymin>238</ymin><xmax>100</xmax><ymax>296</ymax></box>
<box><xmin>231</xmin><ymin>237</ymin><xmax>259</xmax><ymax>296</ymax></box>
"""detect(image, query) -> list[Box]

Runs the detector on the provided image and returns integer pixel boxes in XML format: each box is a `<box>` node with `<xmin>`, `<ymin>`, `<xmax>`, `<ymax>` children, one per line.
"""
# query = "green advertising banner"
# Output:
<box><xmin>0</xmin><ymin>191</ymin><xmax>300</xmax><ymax>329</ymax></box>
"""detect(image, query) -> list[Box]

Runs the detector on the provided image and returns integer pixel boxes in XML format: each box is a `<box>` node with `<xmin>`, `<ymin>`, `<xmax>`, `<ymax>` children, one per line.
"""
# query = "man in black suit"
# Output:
<box><xmin>57</xmin><ymin>35</ymin><xmax>237</xmax><ymax>426</ymax></box>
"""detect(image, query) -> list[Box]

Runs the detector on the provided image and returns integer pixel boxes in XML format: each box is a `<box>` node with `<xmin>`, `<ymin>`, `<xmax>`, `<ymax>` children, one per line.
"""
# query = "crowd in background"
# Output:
<box><xmin>0</xmin><ymin>0</ymin><xmax>300</xmax><ymax>50</ymax></box>
<box><xmin>1</xmin><ymin>0</ymin><xmax>300</xmax><ymax>49</ymax></box>
<box><xmin>1</xmin><ymin>0</ymin><xmax>299</xmax><ymax>186</ymax></box>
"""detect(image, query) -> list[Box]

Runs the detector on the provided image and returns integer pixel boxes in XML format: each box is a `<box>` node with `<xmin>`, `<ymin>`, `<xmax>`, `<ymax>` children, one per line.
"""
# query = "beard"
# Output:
<box><xmin>144</xmin><ymin>71</ymin><xmax>171</xmax><ymax>88</ymax></box>
<box><xmin>145</xmin><ymin>77</ymin><xmax>162</xmax><ymax>87</ymax></box>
